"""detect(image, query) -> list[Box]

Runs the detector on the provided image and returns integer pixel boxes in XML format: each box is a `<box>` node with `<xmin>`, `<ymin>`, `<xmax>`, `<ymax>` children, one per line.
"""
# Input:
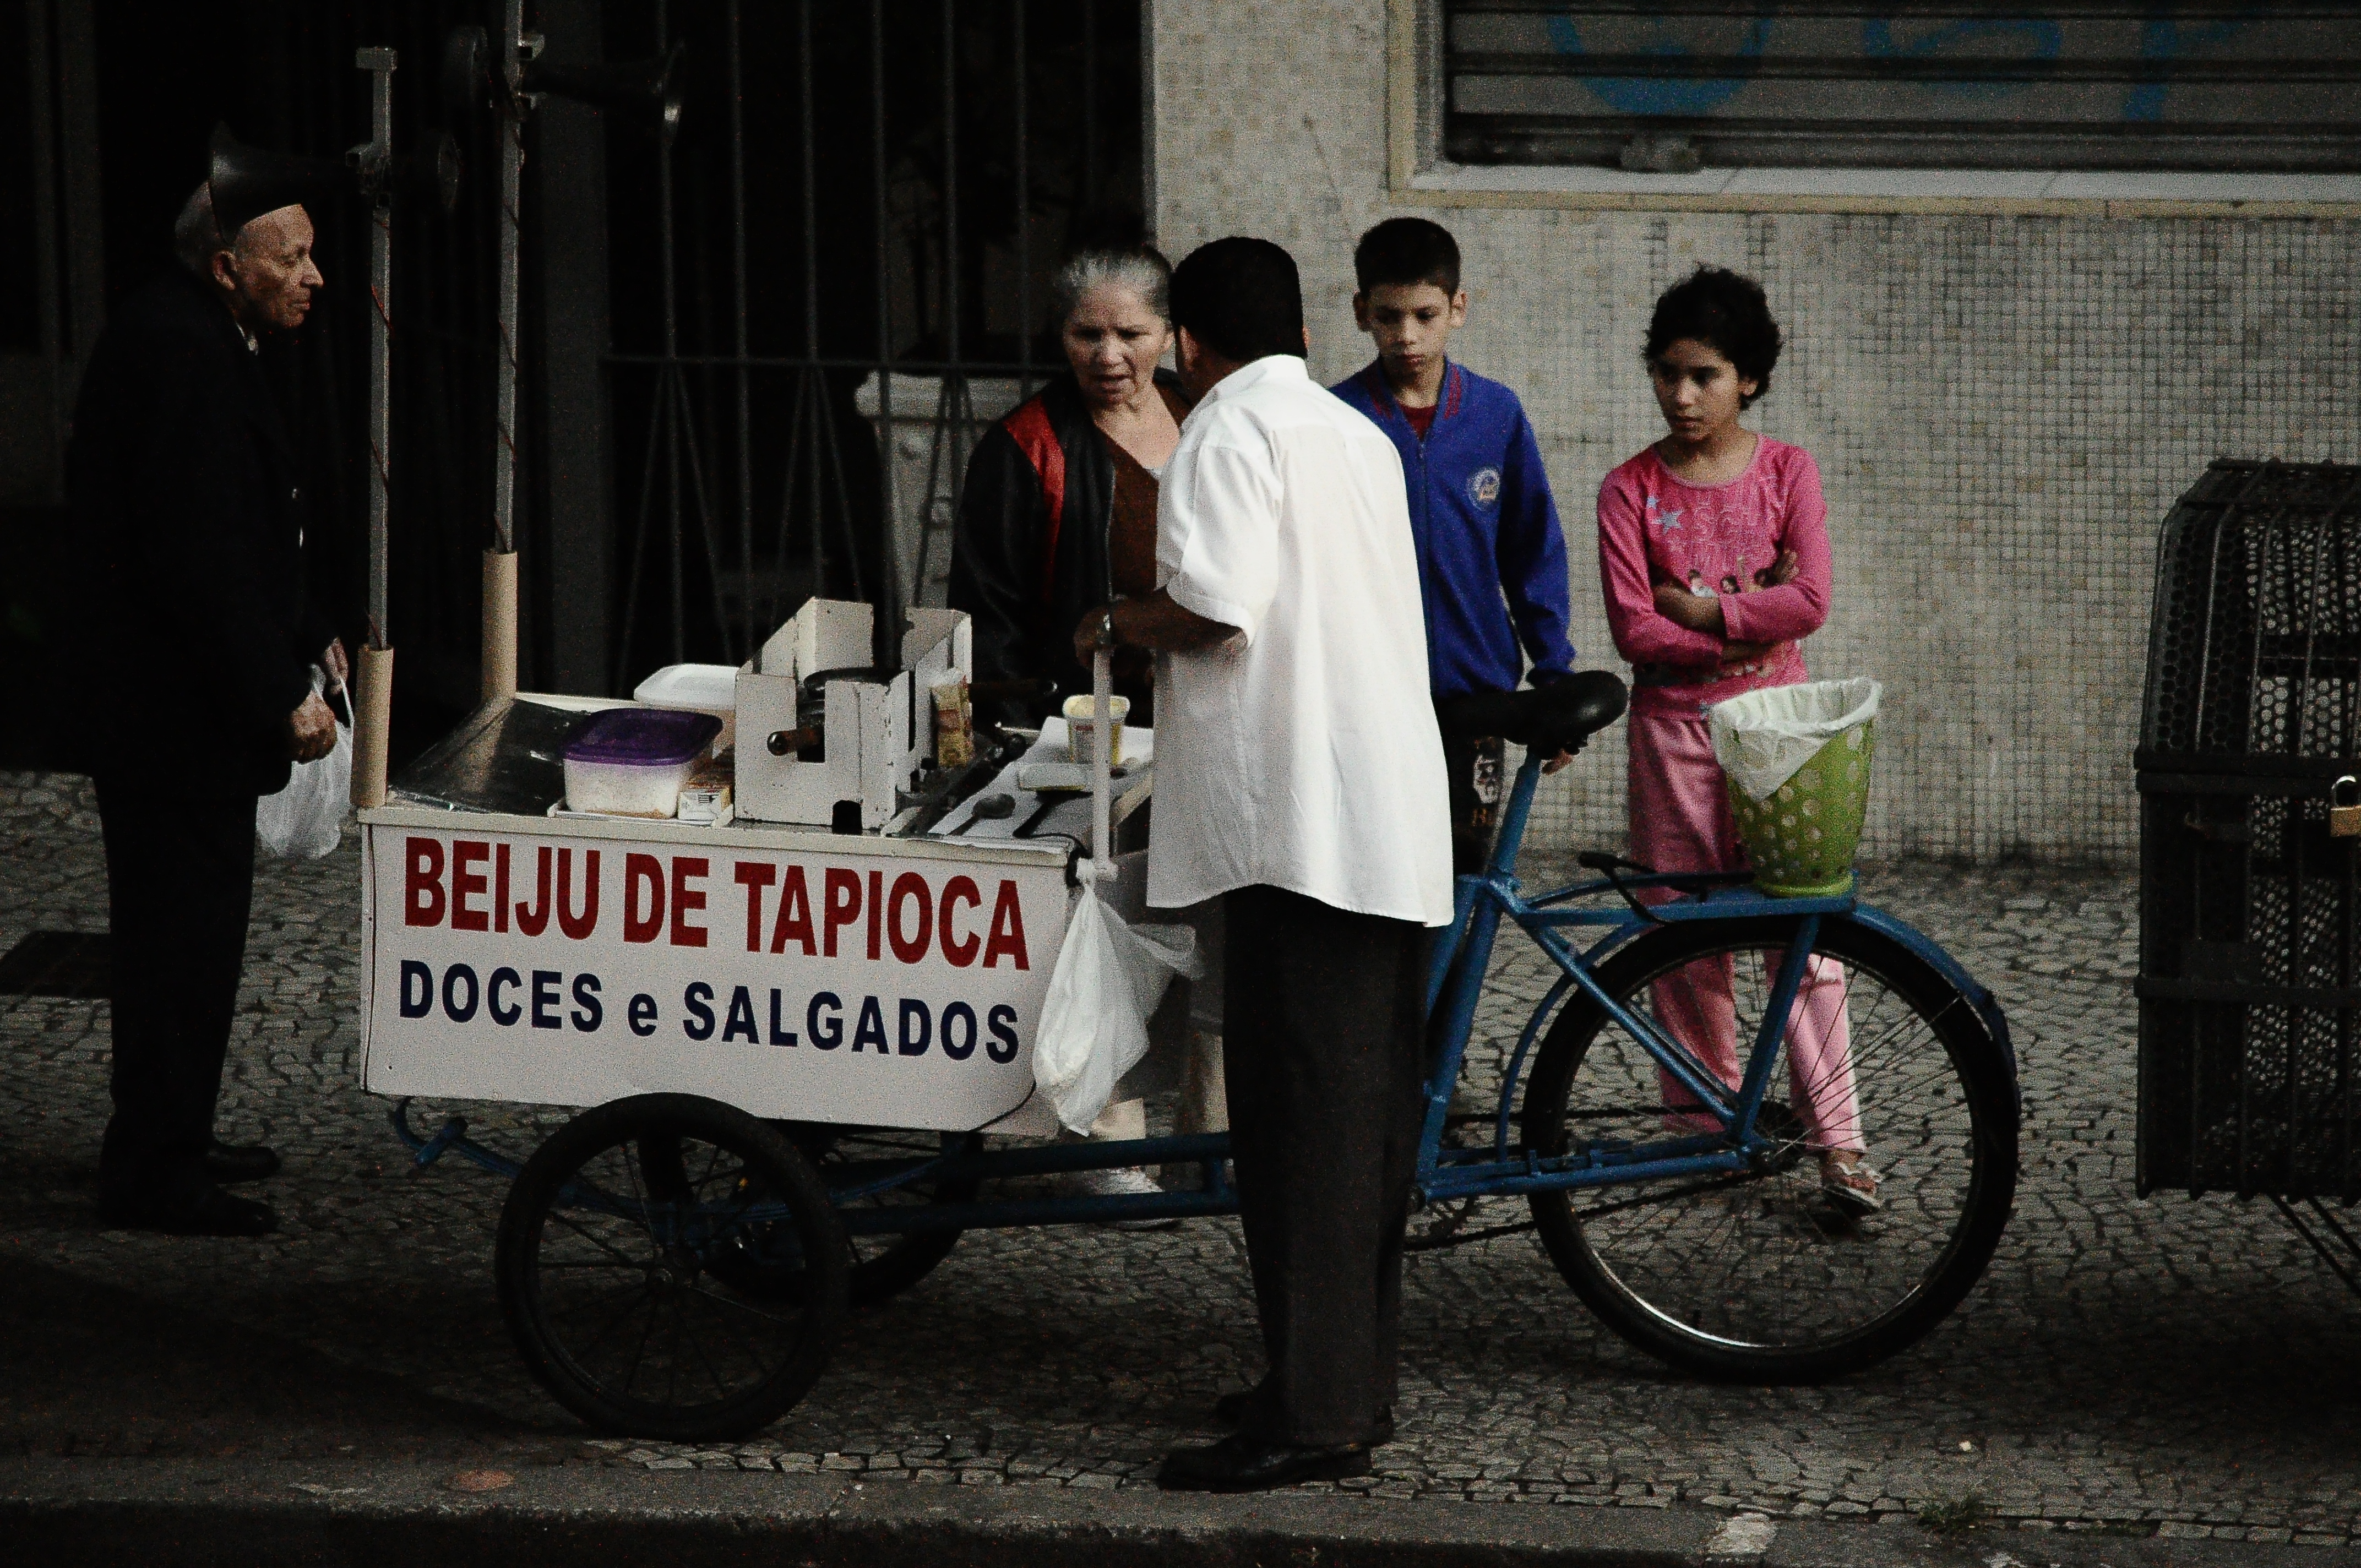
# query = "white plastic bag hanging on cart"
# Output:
<box><xmin>257</xmin><ymin>668</ymin><xmax>353</xmax><ymax>859</ymax></box>
<box><xmin>1706</xmin><ymin>677</ymin><xmax>1882</xmax><ymax>802</ymax></box>
<box><xmin>1032</xmin><ymin>871</ymin><xmax>1203</xmax><ymax>1135</ymax></box>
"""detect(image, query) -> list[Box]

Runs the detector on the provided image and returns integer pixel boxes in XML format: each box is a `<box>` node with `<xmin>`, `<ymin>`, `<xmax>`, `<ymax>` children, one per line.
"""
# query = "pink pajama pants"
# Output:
<box><xmin>1626</xmin><ymin>709</ymin><xmax>1863</xmax><ymax>1152</ymax></box>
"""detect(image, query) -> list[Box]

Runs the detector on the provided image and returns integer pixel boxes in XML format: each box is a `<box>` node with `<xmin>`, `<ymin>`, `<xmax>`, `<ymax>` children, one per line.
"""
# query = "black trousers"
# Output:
<box><xmin>94</xmin><ymin>778</ymin><xmax>258</xmax><ymax>1202</ymax></box>
<box><xmin>1221</xmin><ymin>884</ymin><xmax>1428</xmax><ymax>1447</ymax></box>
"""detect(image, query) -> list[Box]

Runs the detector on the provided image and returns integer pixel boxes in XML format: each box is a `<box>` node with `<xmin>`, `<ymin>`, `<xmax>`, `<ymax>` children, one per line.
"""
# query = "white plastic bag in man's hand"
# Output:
<box><xmin>1033</xmin><ymin>880</ymin><xmax>1203</xmax><ymax>1135</ymax></box>
<box><xmin>257</xmin><ymin>671</ymin><xmax>353</xmax><ymax>859</ymax></box>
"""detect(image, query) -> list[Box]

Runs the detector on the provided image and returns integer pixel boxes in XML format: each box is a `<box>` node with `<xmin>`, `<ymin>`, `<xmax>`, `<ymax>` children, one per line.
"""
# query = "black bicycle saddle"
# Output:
<box><xmin>1434</xmin><ymin>670</ymin><xmax>1628</xmax><ymax>756</ymax></box>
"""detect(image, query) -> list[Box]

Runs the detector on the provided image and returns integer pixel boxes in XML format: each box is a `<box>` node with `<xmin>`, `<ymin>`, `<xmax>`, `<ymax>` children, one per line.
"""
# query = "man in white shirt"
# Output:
<box><xmin>1071</xmin><ymin>237</ymin><xmax>1452</xmax><ymax>1491</ymax></box>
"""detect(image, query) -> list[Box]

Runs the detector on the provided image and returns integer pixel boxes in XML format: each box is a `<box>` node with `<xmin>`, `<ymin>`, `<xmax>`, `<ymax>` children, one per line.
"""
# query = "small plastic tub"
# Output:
<box><xmin>633</xmin><ymin>662</ymin><xmax>739</xmax><ymax>750</ymax></box>
<box><xmin>563</xmin><ymin>707</ymin><xmax>724</xmax><ymax>818</ymax></box>
<box><xmin>1062</xmin><ymin>693</ymin><xmax>1130</xmax><ymax>768</ymax></box>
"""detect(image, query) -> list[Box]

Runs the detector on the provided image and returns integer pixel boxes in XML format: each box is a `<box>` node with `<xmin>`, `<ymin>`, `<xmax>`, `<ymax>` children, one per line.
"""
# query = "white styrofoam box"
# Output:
<box><xmin>759</xmin><ymin>596</ymin><xmax>871</xmax><ymax>678</ymax></box>
<box><xmin>633</xmin><ymin>662</ymin><xmax>741</xmax><ymax>751</ymax></box>
<box><xmin>737</xmin><ymin>597</ymin><xmax>971</xmax><ymax>829</ymax></box>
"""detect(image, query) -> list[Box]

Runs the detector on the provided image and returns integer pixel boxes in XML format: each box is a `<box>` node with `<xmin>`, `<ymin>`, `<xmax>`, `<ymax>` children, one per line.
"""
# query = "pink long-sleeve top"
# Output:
<box><xmin>1596</xmin><ymin>435</ymin><xmax>1832</xmax><ymax>718</ymax></box>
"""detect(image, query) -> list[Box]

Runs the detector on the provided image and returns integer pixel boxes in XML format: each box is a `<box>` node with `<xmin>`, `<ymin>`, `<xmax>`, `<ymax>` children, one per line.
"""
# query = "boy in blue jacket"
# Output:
<box><xmin>1331</xmin><ymin>217</ymin><xmax>1577</xmax><ymax>872</ymax></box>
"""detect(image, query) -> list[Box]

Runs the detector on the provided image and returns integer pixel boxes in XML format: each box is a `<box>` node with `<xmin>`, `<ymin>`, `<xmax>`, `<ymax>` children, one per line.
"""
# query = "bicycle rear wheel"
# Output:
<box><xmin>1520</xmin><ymin>914</ymin><xmax>2017</xmax><ymax>1382</ymax></box>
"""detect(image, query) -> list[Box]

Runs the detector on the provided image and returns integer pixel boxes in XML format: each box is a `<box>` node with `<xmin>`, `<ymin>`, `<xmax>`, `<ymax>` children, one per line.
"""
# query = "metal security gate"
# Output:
<box><xmin>600</xmin><ymin>0</ymin><xmax>1142</xmax><ymax>688</ymax></box>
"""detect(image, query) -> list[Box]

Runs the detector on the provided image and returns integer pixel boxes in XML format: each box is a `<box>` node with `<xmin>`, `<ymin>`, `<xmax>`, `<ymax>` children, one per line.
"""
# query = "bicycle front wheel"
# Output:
<box><xmin>1520</xmin><ymin>913</ymin><xmax>2017</xmax><ymax>1382</ymax></box>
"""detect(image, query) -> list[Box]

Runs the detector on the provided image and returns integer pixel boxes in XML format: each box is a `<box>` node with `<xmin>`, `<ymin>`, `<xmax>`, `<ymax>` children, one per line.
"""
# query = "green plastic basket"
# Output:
<box><xmin>1723</xmin><ymin>720</ymin><xmax>1875</xmax><ymax>898</ymax></box>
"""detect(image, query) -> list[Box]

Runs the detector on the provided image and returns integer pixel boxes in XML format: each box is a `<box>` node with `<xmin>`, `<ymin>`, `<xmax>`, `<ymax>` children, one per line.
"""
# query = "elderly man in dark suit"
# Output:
<box><xmin>66</xmin><ymin>181</ymin><xmax>344</xmax><ymax>1237</ymax></box>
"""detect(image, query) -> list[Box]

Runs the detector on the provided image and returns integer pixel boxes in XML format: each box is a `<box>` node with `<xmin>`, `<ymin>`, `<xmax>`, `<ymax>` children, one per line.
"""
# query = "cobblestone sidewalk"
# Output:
<box><xmin>4</xmin><ymin>771</ymin><xmax>2358</xmax><ymax>1551</ymax></box>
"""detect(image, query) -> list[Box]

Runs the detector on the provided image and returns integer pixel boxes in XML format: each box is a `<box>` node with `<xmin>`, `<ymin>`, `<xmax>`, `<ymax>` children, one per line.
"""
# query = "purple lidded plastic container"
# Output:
<box><xmin>564</xmin><ymin>707</ymin><xmax>721</xmax><ymax>766</ymax></box>
<box><xmin>562</xmin><ymin>707</ymin><xmax>723</xmax><ymax>816</ymax></box>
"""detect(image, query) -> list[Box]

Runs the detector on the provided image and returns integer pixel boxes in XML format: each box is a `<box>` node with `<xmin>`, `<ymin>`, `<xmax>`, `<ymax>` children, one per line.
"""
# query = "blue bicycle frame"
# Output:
<box><xmin>394</xmin><ymin>748</ymin><xmax>2010</xmax><ymax>1233</ymax></box>
<box><xmin>1414</xmin><ymin>751</ymin><xmax>1860</xmax><ymax>1207</ymax></box>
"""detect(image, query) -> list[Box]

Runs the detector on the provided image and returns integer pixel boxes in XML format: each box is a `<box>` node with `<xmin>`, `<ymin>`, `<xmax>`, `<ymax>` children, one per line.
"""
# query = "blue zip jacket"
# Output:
<box><xmin>1330</xmin><ymin>359</ymin><xmax>1576</xmax><ymax>698</ymax></box>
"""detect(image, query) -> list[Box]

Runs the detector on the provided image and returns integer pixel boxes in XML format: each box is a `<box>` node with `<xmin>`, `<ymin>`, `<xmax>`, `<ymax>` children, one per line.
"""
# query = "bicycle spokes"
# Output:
<box><xmin>1524</xmin><ymin>917</ymin><xmax>2014</xmax><ymax>1378</ymax></box>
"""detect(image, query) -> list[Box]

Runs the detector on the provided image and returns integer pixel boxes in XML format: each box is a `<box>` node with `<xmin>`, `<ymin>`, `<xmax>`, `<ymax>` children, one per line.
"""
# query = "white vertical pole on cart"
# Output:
<box><xmin>1091</xmin><ymin>649</ymin><xmax>1115</xmax><ymax>880</ymax></box>
<box><xmin>482</xmin><ymin>0</ymin><xmax>527</xmax><ymax>706</ymax></box>
<box><xmin>352</xmin><ymin>47</ymin><xmax>397</xmax><ymax>811</ymax></box>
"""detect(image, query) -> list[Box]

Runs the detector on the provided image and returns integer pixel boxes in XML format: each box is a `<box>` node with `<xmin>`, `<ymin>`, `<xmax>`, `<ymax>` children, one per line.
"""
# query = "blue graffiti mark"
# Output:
<box><xmin>1860</xmin><ymin>17</ymin><xmax>2061</xmax><ymax>99</ymax></box>
<box><xmin>1544</xmin><ymin>9</ymin><xmax>2262</xmax><ymax>128</ymax></box>
<box><xmin>2125</xmin><ymin>17</ymin><xmax>2251</xmax><ymax>122</ymax></box>
<box><xmin>1544</xmin><ymin>14</ymin><xmax>1772</xmax><ymax>117</ymax></box>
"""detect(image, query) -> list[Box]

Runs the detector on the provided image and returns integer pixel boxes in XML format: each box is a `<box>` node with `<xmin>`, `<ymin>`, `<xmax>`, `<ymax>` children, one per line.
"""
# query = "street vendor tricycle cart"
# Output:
<box><xmin>362</xmin><ymin>674</ymin><xmax>2020</xmax><ymax>1440</ymax></box>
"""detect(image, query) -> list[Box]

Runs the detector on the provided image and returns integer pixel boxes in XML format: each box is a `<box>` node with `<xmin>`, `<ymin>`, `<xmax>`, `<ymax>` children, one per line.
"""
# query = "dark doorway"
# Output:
<box><xmin>598</xmin><ymin>0</ymin><xmax>1144</xmax><ymax>687</ymax></box>
<box><xmin>2</xmin><ymin>2</ymin><xmax>1141</xmax><ymax>771</ymax></box>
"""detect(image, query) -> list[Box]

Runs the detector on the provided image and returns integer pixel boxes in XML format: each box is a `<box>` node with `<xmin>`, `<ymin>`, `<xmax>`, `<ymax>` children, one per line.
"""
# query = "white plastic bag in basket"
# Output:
<box><xmin>257</xmin><ymin>668</ymin><xmax>353</xmax><ymax>860</ymax></box>
<box><xmin>1033</xmin><ymin>876</ymin><xmax>1203</xmax><ymax>1135</ymax></box>
<box><xmin>1706</xmin><ymin>677</ymin><xmax>1883</xmax><ymax>803</ymax></box>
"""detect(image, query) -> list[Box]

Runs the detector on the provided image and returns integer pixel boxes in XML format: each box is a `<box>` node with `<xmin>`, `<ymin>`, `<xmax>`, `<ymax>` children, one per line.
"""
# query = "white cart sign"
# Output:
<box><xmin>361</xmin><ymin>812</ymin><xmax>1070</xmax><ymax>1132</ymax></box>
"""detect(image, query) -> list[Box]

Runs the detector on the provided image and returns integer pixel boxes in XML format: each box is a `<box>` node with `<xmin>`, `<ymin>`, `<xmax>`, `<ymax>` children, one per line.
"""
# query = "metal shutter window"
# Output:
<box><xmin>1446</xmin><ymin>4</ymin><xmax>2361</xmax><ymax>173</ymax></box>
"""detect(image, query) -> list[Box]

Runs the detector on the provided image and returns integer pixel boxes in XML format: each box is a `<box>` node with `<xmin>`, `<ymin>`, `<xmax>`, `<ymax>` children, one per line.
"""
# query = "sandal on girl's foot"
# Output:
<box><xmin>1820</xmin><ymin>1152</ymin><xmax>1883</xmax><ymax>1217</ymax></box>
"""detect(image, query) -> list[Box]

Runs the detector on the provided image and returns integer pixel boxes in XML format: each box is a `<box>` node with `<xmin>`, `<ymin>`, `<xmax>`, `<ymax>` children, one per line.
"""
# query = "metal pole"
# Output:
<box><xmin>1090</xmin><ymin>649</ymin><xmax>1113</xmax><ymax>879</ymax></box>
<box><xmin>657</xmin><ymin>0</ymin><xmax>685</xmax><ymax>665</ymax></box>
<box><xmin>942</xmin><ymin>0</ymin><xmax>959</xmax><ymax>371</ymax></box>
<box><xmin>1014</xmin><ymin>0</ymin><xmax>1030</xmax><ymax>402</ymax></box>
<box><xmin>871</xmin><ymin>0</ymin><xmax>901</xmax><ymax>635</ymax></box>
<box><xmin>730</xmin><ymin>0</ymin><xmax>754</xmax><ymax>656</ymax></box>
<box><xmin>916</xmin><ymin>0</ymin><xmax>963</xmax><ymax>613</ymax></box>
<box><xmin>797</xmin><ymin>0</ymin><xmax>828</xmax><ymax>631</ymax></box>
<box><xmin>25</xmin><ymin>0</ymin><xmax>62</xmax><ymax>496</ymax></box>
<box><xmin>353</xmin><ymin>46</ymin><xmax>398</xmax><ymax>810</ymax></box>
<box><xmin>1082</xmin><ymin>0</ymin><xmax>1099</xmax><ymax>212</ymax></box>
<box><xmin>483</xmin><ymin>0</ymin><xmax>528</xmax><ymax>704</ymax></box>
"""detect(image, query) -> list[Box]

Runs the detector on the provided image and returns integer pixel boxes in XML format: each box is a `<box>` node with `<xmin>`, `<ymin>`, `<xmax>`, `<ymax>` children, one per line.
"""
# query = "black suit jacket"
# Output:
<box><xmin>64</xmin><ymin>270</ymin><xmax>333</xmax><ymax>799</ymax></box>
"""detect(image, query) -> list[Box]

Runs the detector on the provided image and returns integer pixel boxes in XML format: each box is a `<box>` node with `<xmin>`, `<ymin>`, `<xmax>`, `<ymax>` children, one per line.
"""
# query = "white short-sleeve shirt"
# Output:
<box><xmin>1147</xmin><ymin>355</ymin><xmax>1453</xmax><ymax>926</ymax></box>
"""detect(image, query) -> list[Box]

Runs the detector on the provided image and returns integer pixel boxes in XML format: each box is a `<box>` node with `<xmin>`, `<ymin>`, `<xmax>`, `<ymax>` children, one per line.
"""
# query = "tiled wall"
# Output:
<box><xmin>1149</xmin><ymin>0</ymin><xmax>2361</xmax><ymax>865</ymax></box>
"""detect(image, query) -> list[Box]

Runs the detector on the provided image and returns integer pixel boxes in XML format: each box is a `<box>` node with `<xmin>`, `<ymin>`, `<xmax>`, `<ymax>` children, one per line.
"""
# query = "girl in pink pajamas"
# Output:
<box><xmin>1595</xmin><ymin>266</ymin><xmax>1876</xmax><ymax>1216</ymax></box>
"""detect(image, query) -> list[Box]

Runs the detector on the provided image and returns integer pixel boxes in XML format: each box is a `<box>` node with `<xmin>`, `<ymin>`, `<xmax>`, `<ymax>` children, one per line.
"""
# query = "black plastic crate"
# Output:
<box><xmin>2137</xmin><ymin>776</ymin><xmax>2361</xmax><ymax>1198</ymax></box>
<box><xmin>2140</xmin><ymin>459</ymin><xmax>2361</xmax><ymax>771</ymax></box>
<box><xmin>2137</xmin><ymin>459</ymin><xmax>2361</xmax><ymax>1199</ymax></box>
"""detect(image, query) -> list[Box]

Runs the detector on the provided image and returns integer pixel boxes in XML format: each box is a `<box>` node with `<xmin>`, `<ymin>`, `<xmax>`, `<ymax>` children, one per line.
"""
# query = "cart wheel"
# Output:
<box><xmin>494</xmin><ymin>1093</ymin><xmax>848</xmax><ymax>1441</ymax></box>
<box><xmin>642</xmin><ymin>1126</ymin><xmax>977</xmax><ymax>1308</ymax></box>
<box><xmin>706</xmin><ymin>1126</ymin><xmax>978</xmax><ymax>1308</ymax></box>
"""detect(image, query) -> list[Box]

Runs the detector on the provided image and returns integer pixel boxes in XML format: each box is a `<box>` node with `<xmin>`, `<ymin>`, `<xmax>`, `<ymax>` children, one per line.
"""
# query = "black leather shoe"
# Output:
<box><xmin>204</xmin><ymin>1141</ymin><xmax>281</xmax><ymax>1184</ymax></box>
<box><xmin>100</xmin><ymin>1184</ymin><xmax>277</xmax><ymax>1238</ymax></box>
<box><xmin>1213</xmin><ymin>1387</ymin><xmax>1393</xmax><ymax>1444</ymax></box>
<box><xmin>1157</xmin><ymin>1434</ymin><xmax>1372</xmax><ymax>1493</ymax></box>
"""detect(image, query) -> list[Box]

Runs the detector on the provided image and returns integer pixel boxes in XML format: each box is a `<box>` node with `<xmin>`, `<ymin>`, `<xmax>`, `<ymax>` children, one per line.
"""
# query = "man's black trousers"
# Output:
<box><xmin>94</xmin><ymin>779</ymin><xmax>257</xmax><ymax>1203</ymax></box>
<box><xmin>1221</xmin><ymin>884</ymin><xmax>1429</xmax><ymax>1448</ymax></box>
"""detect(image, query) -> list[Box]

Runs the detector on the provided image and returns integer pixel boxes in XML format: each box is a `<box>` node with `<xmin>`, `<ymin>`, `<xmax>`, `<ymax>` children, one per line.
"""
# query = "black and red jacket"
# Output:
<box><xmin>948</xmin><ymin>368</ymin><xmax>1185</xmax><ymax>728</ymax></box>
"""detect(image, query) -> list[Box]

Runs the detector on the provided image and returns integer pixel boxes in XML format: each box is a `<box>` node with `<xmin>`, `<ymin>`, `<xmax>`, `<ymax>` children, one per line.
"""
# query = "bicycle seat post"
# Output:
<box><xmin>1486</xmin><ymin>748</ymin><xmax>1547</xmax><ymax>883</ymax></box>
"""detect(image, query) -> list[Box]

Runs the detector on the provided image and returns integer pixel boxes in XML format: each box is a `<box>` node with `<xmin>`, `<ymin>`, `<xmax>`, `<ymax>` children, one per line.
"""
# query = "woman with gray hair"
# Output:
<box><xmin>949</xmin><ymin>244</ymin><xmax>1190</xmax><ymax>730</ymax></box>
<box><xmin>949</xmin><ymin>244</ymin><xmax>1214</xmax><ymax>1213</ymax></box>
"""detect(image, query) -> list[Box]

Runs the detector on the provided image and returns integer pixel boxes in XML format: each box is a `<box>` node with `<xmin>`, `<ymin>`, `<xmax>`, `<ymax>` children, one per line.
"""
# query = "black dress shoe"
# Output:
<box><xmin>204</xmin><ymin>1141</ymin><xmax>281</xmax><ymax>1184</ymax></box>
<box><xmin>100</xmin><ymin>1184</ymin><xmax>277</xmax><ymax>1238</ymax></box>
<box><xmin>1157</xmin><ymin>1433</ymin><xmax>1372</xmax><ymax>1493</ymax></box>
<box><xmin>1213</xmin><ymin>1387</ymin><xmax>1393</xmax><ymax>1444</ymax></box>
